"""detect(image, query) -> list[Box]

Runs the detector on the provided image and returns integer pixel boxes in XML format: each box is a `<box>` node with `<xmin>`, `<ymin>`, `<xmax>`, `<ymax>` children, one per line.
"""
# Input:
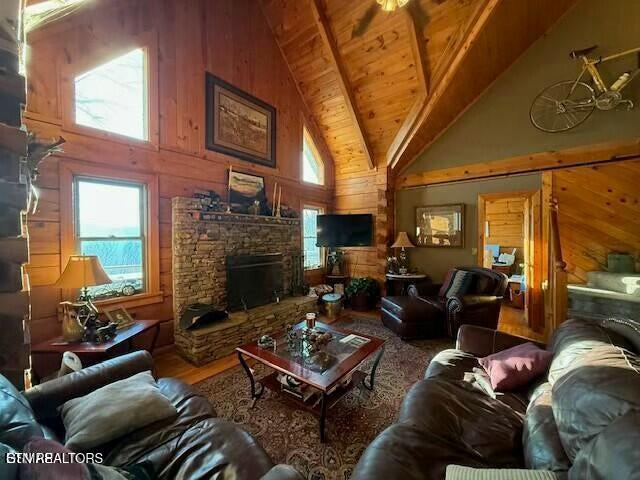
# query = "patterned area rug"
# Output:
<box><xmin>194</xmin><ymin>315</ymin><xmax>452</xmax><ymax>480</ymax></box>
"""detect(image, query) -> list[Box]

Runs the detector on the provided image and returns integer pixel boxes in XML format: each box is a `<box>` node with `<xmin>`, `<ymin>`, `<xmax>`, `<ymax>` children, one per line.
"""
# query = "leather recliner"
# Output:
<box><xmin>351</xmin><ymin>317</ymin><xmax>640</xmax><ymax>480</ymax></box>
<box><xmin>0</xmin><ymin>351</ymin><xmax>302</xmax><ymax>480</ymax></box>
<box><xmin>381</xmin><ymin>266</ymin><xmax>508</xmax><ymax>339</ymax></box>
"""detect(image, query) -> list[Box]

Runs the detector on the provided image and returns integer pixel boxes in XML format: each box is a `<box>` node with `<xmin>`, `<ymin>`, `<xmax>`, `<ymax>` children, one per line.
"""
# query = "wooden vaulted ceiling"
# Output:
<box><xmin>260</xmin><ymin>0</ymin><xmax>578</xmax><ymax>178</ymax></box>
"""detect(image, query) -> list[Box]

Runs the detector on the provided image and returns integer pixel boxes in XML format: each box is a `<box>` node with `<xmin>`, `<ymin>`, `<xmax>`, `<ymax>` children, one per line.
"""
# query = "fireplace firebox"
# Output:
<box><xmin>226</xmin><ymin>253</ymin><xmax>284</xmax><ymax>311</ymax></box>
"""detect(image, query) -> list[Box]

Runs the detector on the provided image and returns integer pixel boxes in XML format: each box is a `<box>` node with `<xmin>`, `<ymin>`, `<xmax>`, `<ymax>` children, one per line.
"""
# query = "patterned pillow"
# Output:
<box><xmin>442</xmin><ymin>270</ymin><xmax>474</xmax><ymax>299</ymax></box>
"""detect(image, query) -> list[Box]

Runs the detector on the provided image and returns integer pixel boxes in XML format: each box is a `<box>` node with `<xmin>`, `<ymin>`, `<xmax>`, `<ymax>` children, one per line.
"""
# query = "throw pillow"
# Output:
<box><xmin>60</xmin><ymin>371</ymin><xmax>177</xmax><ymax>451</ymax></box>
<box><xmin>479</xmin><ymin>342</ymin><xmax>553</xmax><ymax>391</ymax></box>
<box><xmin>19</xmin><ymin>437</ymin><xmax>154</xmax><ymax>480</ymax></box>
<box><xmin>445</xmin><ymin>465</ymin><xmax>558</xmax><ymax>480</ymax></box>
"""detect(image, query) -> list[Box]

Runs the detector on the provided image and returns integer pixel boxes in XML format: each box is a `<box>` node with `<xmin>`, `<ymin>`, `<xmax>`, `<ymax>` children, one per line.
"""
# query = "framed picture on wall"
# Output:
<box><xmin>205</xmin><ymin>73</ymin><xmax>276</xmax><ymax>168</ymax></box>
<box><xmin>415</xmin><ymin>204</ymin><xmax>464</xmax><ymax>248</ymax></box>
<box><xmin>229</xmin><ymin>169</ymin><xmax>267</xmax><ymax>206</ymax></box>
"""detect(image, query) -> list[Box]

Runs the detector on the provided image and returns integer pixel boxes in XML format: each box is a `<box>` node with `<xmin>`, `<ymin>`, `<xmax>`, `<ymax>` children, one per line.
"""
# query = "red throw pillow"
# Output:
<box><xmin>479</xmin><ymin>342</ymin><xmax>553</xmax><ymax>391</ymax></box>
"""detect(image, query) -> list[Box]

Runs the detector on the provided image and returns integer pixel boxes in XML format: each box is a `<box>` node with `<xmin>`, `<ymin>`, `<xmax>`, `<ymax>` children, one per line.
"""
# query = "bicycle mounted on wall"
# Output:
<box><xmin>530</xmin><ymin>45</ymin><xmax>640</xmax><ymax>133</ymax></box>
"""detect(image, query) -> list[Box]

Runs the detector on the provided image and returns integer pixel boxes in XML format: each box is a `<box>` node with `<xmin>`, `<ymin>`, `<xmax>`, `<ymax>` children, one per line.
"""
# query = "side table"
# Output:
<box><xmin>31</xmin><ymin>319</ymin><xmax>160</xmax><ymax>381</ymax></box>
<box><xmin>385</xmin><ymin>273</ymin><xmax>430</xmax><ymax>296</ymax></box>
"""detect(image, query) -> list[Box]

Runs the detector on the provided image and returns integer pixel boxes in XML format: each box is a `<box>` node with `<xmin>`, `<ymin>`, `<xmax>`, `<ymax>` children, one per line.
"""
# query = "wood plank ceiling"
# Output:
<box><xmin>260</xmin><ymin>0</ymin><xmax>484</xmax><ymax>178</ymax></box>
<box><xmin>260</xmin><ymin>0</ymin><xmax>579</xmax><ymax>178</ymax></box>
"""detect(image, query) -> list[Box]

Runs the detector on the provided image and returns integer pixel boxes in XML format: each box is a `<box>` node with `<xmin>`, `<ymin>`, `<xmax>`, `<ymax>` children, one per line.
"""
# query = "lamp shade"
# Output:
<box><xmin>391</xmin><ymin>231</ymin><xmax>415</xmax><ymax>249</ymax></box>
<box><xmin>55</xmin><ymin>255</ymin><xmax>112</xmax><ymax>289</ymax></box>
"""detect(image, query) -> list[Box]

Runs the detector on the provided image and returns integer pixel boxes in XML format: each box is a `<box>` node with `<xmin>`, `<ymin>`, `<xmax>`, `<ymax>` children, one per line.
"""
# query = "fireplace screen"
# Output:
<box><xmin>226</xmin><ymin>253</ymin><xmax>284</xmax><ymax>311</ymax></box>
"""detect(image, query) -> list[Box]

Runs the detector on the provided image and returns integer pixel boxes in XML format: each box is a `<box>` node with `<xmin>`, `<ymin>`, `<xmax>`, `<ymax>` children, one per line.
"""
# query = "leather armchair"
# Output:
<box><xmin>381</xmin><ymin>266</ymin><xmax>508</xmax><ymax>339</ymax></box>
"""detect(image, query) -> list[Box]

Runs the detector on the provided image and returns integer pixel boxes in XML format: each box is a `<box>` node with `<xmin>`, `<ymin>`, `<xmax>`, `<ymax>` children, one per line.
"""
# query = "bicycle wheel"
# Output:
<box><xmin>530</xmin><ymin>80</ymin><xmax>596</xmax><ymax>133</ymax></box>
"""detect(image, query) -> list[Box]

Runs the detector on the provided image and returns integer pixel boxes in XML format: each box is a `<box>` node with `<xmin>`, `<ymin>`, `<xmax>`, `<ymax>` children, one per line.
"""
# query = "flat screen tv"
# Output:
<box><xmin>316</xmin><ymin>214</ymin><xmax>373</xmax><ymax>247</ymax></box>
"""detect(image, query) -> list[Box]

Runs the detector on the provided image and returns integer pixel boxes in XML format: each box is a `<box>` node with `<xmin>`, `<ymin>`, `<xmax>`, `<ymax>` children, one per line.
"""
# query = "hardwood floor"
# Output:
<box><xmin>156</xmin><ymin>307</ymin><xmax>543</xmax><ymax>384</ymax></box>
<box><xmin>498</xmin><ymin>305</ymin><xmax>545</xmax><ymax>342</ymax></box>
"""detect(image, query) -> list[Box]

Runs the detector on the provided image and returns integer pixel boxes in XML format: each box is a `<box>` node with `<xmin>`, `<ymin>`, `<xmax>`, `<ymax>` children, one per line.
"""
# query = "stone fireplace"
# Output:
<box><xmin>172</xmin><ymin>197</ymin><xmax>315</xmax><ymax>365</ymax></box>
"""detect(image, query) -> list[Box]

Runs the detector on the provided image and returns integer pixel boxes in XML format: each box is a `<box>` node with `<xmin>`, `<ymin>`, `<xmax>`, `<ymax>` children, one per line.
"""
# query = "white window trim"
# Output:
<box><xmin>302</xmin><ymin>204</ymin><xmax>325</xmax><ymax>271</ymax></box>
<box><xmin>301</xmin><ymin>126</ymin><xmax>325</xmax><ymax>186</ymax></box>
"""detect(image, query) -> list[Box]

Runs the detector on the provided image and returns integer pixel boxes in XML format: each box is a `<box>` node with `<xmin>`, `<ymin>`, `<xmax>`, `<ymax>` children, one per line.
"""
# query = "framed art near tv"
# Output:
<box><xmin>205</xmin><ymin>73</ymin><xmax>276</xmax><ymax>168</ymax></box>
<box><xmin>415</xmin><ymin>204</ymin><xmax>464</xmax><ymax>248</ymax></box>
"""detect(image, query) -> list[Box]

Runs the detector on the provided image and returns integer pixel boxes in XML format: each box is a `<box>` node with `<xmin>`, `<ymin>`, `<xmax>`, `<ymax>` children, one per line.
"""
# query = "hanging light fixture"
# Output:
<box><xmin>376</xmin><ymin>0</ymin><xmax>411</xmax><ymax>12</ymax></box>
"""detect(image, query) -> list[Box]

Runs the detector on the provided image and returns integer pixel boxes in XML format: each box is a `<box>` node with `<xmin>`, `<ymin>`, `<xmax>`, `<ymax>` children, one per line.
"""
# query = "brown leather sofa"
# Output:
<box><xmin>0</xmin><ymin>351</ymin><xmax>302</xmax><ymax>480</ymax></box>
<box><xmin>351</xmin><ymin>317</ymin><xmax>640</xmax><ymax>480</ymax></box>
<box><xmin>381</xmin><ymin>266</ymin><xmax>508</xmax><ymax>339</ymax></box>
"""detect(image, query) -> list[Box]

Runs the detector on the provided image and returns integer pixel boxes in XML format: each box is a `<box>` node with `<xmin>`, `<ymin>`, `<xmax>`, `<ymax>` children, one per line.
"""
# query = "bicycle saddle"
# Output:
<box><xmin>569</xmin><ymin>45</ymin><xmax>598</xmax><ymax>59</ymax></box>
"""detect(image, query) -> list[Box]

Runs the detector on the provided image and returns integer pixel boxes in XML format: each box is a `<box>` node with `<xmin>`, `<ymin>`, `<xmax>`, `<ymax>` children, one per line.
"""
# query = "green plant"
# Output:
<box><xmin>345</xmin><ymin>277</ymin><xmax>380</xmax><ymax>300</ymax></box>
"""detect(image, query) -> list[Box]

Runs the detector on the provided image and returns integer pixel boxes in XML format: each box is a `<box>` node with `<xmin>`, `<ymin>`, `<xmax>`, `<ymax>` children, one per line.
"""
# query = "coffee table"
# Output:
<box><xmin>236</xmin><ymin>321</ymin><xmax>385</xmax><ymax>442</ymax></box>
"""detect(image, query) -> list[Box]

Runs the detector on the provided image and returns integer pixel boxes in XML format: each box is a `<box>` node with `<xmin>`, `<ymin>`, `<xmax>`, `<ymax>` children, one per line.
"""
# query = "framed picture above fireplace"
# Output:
<box><xmin>205</xmin><ymin>73</ymin><xmax>276</xmax><ymax>168</ymax></box>
<box><xmin>229</xmin><ymin>169</ymin><xmax>267</xmax><ymax>206</ymax></box>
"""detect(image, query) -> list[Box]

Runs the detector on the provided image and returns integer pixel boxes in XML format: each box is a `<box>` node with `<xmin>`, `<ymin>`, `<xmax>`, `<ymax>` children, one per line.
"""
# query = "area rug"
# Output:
<box><xmin>194</xmin><ymin>315</ymin><xmax>452</xmax><ymax>480</ymax></box>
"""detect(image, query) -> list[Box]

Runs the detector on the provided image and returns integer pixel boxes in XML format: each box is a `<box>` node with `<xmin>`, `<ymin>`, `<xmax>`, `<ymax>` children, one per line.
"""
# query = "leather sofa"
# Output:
<box><xmin>381</xmin><ymin>266</ymin><xmax>508</xmax><ymax>339</ymax></box>
<box><xmin>351</xmin><ymin>317</ymin><xmax>640</xmax><ymax>479</ymax></box>
<box><xmin>0</xmin><ymin>351</ymin><xmax>302</xmax><ymax>480</ymax></box>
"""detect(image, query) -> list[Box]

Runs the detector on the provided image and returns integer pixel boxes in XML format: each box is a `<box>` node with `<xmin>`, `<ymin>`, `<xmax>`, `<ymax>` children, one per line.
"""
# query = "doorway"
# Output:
<box><xmin>477</xmin><ymin>190</ymin><xmax>544</xmax><ymax>337</ymax></box>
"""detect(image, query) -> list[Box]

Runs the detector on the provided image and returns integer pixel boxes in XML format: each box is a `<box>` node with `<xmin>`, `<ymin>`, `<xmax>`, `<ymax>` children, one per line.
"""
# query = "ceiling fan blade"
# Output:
<box><xmin>352</xmin><ymin>3</ymin><xmax>380</xmax><ymax>38</ymax></box>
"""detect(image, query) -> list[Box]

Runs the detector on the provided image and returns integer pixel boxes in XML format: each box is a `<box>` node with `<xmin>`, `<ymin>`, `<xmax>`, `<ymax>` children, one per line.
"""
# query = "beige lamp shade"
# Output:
<box><xmin>391</xmin><ymin>231</ymin><xmax>415</xmax><ymax>249</ymax></box>
<box><xmin>55</xmin><ymin>255</ymin><xmax>112</xmax><ymax>289</ymax></box>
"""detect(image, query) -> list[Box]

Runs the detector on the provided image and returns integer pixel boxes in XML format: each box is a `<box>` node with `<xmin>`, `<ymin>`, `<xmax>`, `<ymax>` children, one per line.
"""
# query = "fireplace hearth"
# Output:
<box><xmin>226</xmin><ymin>253</ymin><xmax>283</xmax><ymax>311</ymax></box>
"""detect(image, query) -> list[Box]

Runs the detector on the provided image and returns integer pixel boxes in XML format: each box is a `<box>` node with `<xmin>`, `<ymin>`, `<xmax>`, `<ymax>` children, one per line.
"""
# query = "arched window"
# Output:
<box><xmin>302</xmin><ymin>126</ymin><xmax>325</xmax><ymax>185</ymax></box>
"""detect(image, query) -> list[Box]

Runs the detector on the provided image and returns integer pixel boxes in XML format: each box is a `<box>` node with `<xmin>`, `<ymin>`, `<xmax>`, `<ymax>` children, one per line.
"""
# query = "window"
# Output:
<box><xmin>303</xmin><ymin>206</ymin><xmax>324</xmax><ymax>270</ymax></box>
<box><xmin>74</xmin><ymin>177</ymin><xmax>146</xmax><ymax>299</ymax></box>
<box><xmin>74</xmin><ymin>48</ymin><xmax>147</xmax><ymax>140</ymax></box>
<box><xmin>302</xmin><ymin>127</ymin><xmax>324</xmax><ymax>185</ymax></box>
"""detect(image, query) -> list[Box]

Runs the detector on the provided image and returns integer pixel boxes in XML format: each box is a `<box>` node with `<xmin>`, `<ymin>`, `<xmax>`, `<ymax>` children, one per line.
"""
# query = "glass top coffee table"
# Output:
<box><xmin>236</xmin><ymin>321</ymin><xmax>385</xmax><ymax>442</ymax></box>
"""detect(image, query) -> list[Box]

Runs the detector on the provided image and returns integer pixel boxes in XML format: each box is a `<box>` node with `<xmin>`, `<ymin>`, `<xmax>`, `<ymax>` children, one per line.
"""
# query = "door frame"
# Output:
<box><xmin>477</xmin><ymin>190</ymin><xmax>544</xmax><ymax>332</ymax></box>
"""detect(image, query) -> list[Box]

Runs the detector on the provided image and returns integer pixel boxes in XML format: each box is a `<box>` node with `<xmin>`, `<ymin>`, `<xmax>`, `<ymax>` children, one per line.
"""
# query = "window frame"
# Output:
<box><xmin>60</xmin><ymin>32</ymin><xmax>159</xmax><ymax>149</ymax></box>
<box><xmin>302</xmin><ymin>204</ymin><xmax>325</xmax><ymax>271</ymax></box>
<box><xmin>73</xmin><ymin>176</ymin><xmax>147</xmax><ymax>298</ymax></box>
<box><xmin>60</xmin><ymin>160</ymin><xmax>161</xmax><ymax>308</ymax></box>
<box><xmin>301</xmin><ymin>126</ymin><xmax>325</xmax><ymax>186</ymax></box>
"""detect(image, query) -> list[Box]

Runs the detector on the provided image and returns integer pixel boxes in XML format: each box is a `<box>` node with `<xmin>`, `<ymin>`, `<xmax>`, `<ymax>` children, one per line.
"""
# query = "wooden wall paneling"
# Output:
<box><xmin>24</xmin><ymin>0</ymin><xmax>335</xmax><ymax>347</ymax></box>
<box><xmin>397</xmin><ymin>138</ymin><xmax>640</xmax><ymax>189</ymax></box>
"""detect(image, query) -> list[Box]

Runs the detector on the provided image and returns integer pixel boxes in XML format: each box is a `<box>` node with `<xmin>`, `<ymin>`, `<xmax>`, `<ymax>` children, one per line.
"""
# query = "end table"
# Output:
<box><xmin>31</xmin><ymin>319</ymin><xmax>160</xmax><ymax>381</ymax></box>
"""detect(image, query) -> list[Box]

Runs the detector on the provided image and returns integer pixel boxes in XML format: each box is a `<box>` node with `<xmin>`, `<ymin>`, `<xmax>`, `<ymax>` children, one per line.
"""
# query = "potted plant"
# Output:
<box><xmin>346</xmin><ymin>277</ymin><xmax>380</xmax><ymax>311</ymax></box>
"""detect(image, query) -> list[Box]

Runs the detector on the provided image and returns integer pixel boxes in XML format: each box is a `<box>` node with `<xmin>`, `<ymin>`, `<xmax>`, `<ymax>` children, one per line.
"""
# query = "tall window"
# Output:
<box><xmin>74</xmin><ymin>177</ymin><xmax>146</xmax><ymax>299</ymax></box>
<box><xmin>74</xmin><ymin>48</ymin><xmax>147</xmax><ymax>140</ymax></box>
<box><xmin>302</xmin><ymin>127</ymin><xmax>324</xmax><ymax>185</ymax></box>
<box><xmin>303</xmin><ymin>206</ymin><xmax>324</xmax><ymax>270</ymax></box>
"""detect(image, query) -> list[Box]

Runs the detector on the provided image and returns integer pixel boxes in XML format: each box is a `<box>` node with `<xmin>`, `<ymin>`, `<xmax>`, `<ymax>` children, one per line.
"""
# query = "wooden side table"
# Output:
<box><xmin>31</xmin><ymin>320</ymin><xmax>160</xmax><ymax>381</ymax></box>
<box><xmin>385</xmin><ymin>274</ymin><xmax>429</xmax><ymax>296</ymax></box>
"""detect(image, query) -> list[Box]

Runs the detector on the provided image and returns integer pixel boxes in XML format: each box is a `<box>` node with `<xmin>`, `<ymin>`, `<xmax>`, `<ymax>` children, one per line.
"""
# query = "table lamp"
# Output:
<box><xmin>55</xmin><ymin>255</ymin><xmax>112</xmax><ymax>341</ymax></box>
<box><xmin>391</xmin><ymin>231</ymin><xmax>415</xmax><ymax>274</ymax></box>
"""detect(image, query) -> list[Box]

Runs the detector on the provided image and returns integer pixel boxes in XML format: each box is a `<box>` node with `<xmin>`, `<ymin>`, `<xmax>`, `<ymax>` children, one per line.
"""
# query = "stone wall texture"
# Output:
<box><xmin>172</xmin><ymin>197</ymin><xmax>309</xmax><ymax>364</ymax></box>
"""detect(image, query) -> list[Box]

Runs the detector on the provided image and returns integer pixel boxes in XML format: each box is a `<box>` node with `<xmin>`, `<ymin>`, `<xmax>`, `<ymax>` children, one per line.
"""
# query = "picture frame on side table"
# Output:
<box><xmin>415</xmin><ymin>203</ymin><xmax>464</xmax><ymax>248</ymax></box>
<box><xmin>103</xmin><ymin>306</ymin><xmax>135</xmax><ymax>330</ymax></box>
<box><xmin>205</xmin><ymin>73</ymin><xmax>276</xmax><ymax>168</ymax></box>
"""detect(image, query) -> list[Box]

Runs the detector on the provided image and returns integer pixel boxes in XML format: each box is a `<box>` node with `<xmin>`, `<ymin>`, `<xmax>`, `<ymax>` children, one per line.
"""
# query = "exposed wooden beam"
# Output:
<box><xmin>386</xmin><ymin>0</ymin><xmax>491</xmax><ymax>167</ymax></box>
<box><xmin>309</xmin><ymin>0</ymin><xmax>375</xmax><ymax>171</ymax></box>
<box><xmin>405</xmin><ymin>9</ymin><xmax>428</xmax><ymax>97</ymax></box>
<box><xmin>390</xmin><ymin>0</ymin><xmax>579</xmax><ymax>173</ymax></box>
<box><xmin>396</xmin><ymin>137</ymin><xmax>640</xmax><ymax>189</ymax></box>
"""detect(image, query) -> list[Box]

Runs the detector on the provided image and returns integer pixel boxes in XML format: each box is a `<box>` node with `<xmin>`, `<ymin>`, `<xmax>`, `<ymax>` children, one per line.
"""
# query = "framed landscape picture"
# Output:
<box><xmin>229</xmin><ymin>170</ymin><xmax>267</xmax><ymax>206</ymax></box>
<box><xmin>415</xmin><ymin>204</ymin><xmax>464</xmax><ymax>248</ymax></box>
<box><xmin>205</xmin><ymin>73</ymin><xmax>276</xmax><ymax>168</ymax></box>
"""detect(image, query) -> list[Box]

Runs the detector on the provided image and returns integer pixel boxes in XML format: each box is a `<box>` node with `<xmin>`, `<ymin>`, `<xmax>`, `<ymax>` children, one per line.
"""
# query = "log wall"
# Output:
<box><xmin>23</xmin><ymin>0</ymin><xmax>334</xmax><ymax>349</ymax></box>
